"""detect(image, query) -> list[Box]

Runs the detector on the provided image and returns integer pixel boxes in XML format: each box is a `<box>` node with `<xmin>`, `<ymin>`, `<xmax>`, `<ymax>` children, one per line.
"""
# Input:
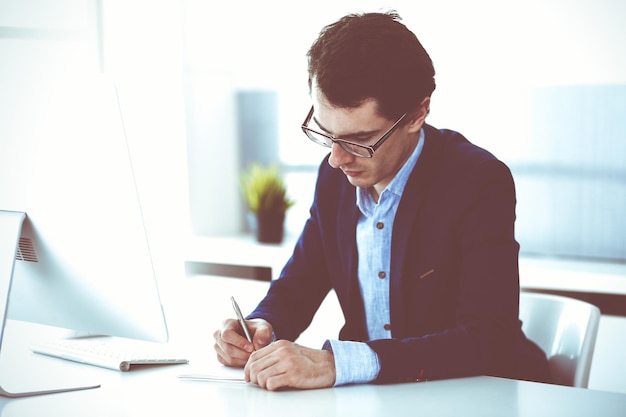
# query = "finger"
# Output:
<box><xmin>262</xmin><ymin>373</ymin><xmax>291</xmax><ymax>392</ymax></box>
<box><xmin>214</xmin><ymin>341</ymin><xmax>232</xmax><ymax>366</ymax></box>
<box><xmin>252</xmin><ymin>351</ymin><xmax>292</xmax><ymax>391</ymax></box>
<box><xmin>257</xmin><ymin>367</ymin><xmax>289</xmax><ymax>391</ymax></box>
<box><xmin>221</xmin><ymin>320</ymin><xmax>254</xmax><ymax>353</ymax></box>
<box><xmin>245</xmin><ymin>343</ymin><xmax>283</xmax><ymax>386</ymax></box>
<box><xmin>213</xmin><ymin>323</ymin><xmax>253</xmax><ymax>366</ymax></box>
<box><xmin>214</xmin><ymin>337</ymin><xmax>248</xmax><ymax>367</ymax></box>
<box><xmin>249</xmin><ymin>320</ymin><xmax>273</xmax><ymax>350</ymax></box>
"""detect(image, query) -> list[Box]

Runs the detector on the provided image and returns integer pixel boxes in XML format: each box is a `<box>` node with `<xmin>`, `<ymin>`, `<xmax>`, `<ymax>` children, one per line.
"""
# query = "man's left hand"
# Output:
<box><xmin>244</xmin><ymin>340</ymin><xmax>336</xmax><ymax>390</ymax></box>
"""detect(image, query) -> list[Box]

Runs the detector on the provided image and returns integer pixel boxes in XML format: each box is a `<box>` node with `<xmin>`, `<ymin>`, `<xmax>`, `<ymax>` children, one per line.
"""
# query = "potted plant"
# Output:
<box><xmin>240</xmin><ymin>163</ymin><xmax>294</xmax><ymax>243</ymax></box>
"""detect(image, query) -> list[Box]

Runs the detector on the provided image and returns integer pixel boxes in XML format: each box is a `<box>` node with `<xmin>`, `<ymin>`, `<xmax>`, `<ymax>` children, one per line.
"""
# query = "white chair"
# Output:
<box><xmin>519</xmin><ymin>292</ymin><xmax>601</xmax><ymax>388</ymax></box>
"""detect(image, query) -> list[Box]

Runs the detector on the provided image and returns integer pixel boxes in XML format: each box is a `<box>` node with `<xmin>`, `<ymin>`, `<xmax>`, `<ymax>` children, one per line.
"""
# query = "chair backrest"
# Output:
<box><xmin>519</xmin><ymin>292</ymin><xmax>601</xmax><ymax>388</ymax></box>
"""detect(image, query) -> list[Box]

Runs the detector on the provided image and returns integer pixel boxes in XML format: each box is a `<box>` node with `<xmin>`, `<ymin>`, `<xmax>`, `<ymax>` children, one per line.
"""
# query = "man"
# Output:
<box><xmin>214</xmin><ymin>11</ymin><xmax>549</xmax><ymax>391</ymax></box>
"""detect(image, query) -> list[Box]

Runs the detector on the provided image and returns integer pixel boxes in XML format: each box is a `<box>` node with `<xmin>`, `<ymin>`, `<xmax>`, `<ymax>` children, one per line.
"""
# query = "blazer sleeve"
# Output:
<box><xmin>247</xmin><ymin>160</ymin><xmax>337</xmax><ymax>342</ymax></box>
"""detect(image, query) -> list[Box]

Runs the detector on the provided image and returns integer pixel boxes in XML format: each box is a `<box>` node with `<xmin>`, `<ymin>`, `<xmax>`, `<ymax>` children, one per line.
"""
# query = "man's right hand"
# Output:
<box><xmin>213</xmin><ymin>318</ymin><xmax>274</xmax><ymax>367</ymax></box>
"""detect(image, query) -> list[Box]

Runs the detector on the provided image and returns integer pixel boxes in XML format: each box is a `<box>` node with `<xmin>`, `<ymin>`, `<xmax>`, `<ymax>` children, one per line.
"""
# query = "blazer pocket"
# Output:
<box><xmin>415</xmin><ymin>258</ymin><xmax>451</xmax><ymax>282</ymax></box>
<box><xmin>418</xmin><ymin>267</ymin><xmax>436</xmax><ymax>280</ymax></box>
<box><xmin>409</xmin><ymin>263</ymin><xmax>448</xmax><ymax>293</ymax></box>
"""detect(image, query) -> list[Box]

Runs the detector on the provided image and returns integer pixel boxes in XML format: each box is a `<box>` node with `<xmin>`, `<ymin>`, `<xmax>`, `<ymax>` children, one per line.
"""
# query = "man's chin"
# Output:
<box><xmin>345</xmin><ymin>175</ymin><xmax>370</xmax><ymax>189</ymax></box>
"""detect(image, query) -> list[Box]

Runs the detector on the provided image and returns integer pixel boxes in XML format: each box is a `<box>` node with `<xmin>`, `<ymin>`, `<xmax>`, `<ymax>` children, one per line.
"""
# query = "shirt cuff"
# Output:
<box><xmin>323</xmin><ymin>340</ymin><xmax>380</xmax><ymax>386</ymax></box>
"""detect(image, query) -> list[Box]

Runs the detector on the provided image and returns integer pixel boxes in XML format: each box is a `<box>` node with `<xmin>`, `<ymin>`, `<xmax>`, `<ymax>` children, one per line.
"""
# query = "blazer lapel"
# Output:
<box><xmin>336</xmin><ymin>183</ymin><xmax>367</xmax><ymax>339</ymax></box>
<box><xmin>389</xmin><ymin>127</ymin><xmax>442</xmax><ymax>337</ymax></box>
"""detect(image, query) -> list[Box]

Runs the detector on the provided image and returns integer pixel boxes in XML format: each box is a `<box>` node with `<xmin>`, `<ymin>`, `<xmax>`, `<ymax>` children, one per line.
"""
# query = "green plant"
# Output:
<box><xmin>240</xmin><ymin>163</ymin><xmax>294</xmax><ymax>214</ymax></box>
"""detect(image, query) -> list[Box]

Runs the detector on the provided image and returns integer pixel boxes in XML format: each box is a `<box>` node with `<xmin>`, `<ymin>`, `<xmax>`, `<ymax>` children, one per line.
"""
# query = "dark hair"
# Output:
<box><xmin>307</xmin><ymin>11</ymin><xmax>436</xmax><ymax>120</ymax></box>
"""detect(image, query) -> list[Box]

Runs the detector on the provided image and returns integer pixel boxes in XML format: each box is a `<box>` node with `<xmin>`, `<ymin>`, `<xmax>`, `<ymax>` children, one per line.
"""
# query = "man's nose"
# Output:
<box><xmin>328</xmin><ymin>142</ymin><xmax>354</xmax><ymax>168</ymax></box>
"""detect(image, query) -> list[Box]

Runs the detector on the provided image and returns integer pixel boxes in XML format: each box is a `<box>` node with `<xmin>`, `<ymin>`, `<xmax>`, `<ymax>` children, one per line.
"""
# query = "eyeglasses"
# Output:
<box><xmin>301</xmin><ymin>106</ymin><xmax>407</xmax><ymax>158</ymax></box>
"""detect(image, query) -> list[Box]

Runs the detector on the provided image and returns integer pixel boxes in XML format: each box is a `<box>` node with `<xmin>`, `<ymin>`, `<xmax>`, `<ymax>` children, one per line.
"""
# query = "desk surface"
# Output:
<box><xmin>1</xmin><ymin>365</ymin><xmax>625</xmax><ymax>417</ymax></box>
<box><xmin>1</xmin><ymin>275</ymin><xmax>626</xmax><ymax>416</ymax></box>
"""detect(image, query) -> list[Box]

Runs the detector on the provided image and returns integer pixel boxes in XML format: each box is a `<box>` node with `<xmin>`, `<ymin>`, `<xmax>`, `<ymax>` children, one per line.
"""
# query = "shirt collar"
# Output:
<box><xmin>356</xmin><ymin>128</ymin><xmax>425</xmax><ymax>213</ymax></box>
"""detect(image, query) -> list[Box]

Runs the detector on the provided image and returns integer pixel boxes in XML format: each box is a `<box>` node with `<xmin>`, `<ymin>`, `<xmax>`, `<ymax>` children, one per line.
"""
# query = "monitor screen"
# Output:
<box><xmin>0</xmin><ymin>72</ymin><xmax>169</xmax><ymax>351</ymax></box>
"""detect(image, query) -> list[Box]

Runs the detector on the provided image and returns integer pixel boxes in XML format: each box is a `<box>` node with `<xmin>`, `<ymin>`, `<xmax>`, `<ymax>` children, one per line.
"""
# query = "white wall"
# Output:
<box><xmin>0</xmin><ymin>0</ymin><xmax>190</xmax><ymax>291</ymax></box>
<box><xmin>100</xmin><ymin>0</ymin><xmax>190</xmax><ymax>292</ymax></box>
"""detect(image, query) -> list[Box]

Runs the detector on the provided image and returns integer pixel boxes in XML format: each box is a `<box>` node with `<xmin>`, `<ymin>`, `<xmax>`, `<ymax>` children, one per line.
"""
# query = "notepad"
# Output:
<box><xmin>178</xmin><ymin>365</ymin><xmax>245</xmax><ymax>382</ymax></box>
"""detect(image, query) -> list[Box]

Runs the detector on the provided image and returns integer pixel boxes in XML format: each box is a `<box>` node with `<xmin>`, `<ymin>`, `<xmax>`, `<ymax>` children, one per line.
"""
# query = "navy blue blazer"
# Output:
<box><xmin>249</xmin><ymin>124</ymin><xmax>549</xmax><ymax>384</ymax></box>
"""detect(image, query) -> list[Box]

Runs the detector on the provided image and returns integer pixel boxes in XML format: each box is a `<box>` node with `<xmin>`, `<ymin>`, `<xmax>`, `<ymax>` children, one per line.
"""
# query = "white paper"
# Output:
<box><xmin>178</xmin><ymin>365</ymin><xmax>245</xmax><ymax>382</ymax></box>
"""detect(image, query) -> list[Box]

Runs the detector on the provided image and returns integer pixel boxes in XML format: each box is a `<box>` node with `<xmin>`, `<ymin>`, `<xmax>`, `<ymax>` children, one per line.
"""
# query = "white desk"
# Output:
<box><xmin>1</xmin><ymin>275</ymin><xmax>625</xmax><ymax>416</ymax></box>
<box><xmin>1</xmin><ymin>358</ymin><xmax>625</xmax><ymax>417</ymax></box>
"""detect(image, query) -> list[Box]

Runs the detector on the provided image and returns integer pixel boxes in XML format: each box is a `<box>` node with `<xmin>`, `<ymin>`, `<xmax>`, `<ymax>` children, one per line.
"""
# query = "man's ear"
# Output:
<box><xmin>406</xmin><ymin>97</ymin><xmax>431</xmax><ymax>133</ymax></box>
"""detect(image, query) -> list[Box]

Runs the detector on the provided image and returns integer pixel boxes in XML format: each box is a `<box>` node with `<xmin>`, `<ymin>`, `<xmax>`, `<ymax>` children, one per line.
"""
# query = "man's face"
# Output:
<box><xmin>310</xmin><ymin>84</ymin><xmax>426</xmax><ymax>199</ymax></box>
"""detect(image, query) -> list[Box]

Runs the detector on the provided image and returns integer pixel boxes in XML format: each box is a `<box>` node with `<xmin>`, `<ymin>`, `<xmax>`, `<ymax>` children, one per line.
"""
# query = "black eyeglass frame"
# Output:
<box><xmin>300</xmin><ymin>106</ymin><xmax>408</xmax><ymax>158</ymax></box>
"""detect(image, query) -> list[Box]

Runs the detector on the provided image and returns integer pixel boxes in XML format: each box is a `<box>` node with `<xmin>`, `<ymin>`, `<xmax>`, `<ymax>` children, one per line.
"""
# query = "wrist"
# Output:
<box><xmin>324</xmin><ymin>348</ymin><xmax>336</xmax><ymax>386</ymax></box>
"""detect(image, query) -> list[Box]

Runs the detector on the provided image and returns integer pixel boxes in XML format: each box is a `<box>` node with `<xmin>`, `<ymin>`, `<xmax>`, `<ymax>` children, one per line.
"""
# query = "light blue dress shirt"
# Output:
<box><xmin>325</xmin><ymin>129</ymin><xmax>424</xmax><ymax>386</ymax></box>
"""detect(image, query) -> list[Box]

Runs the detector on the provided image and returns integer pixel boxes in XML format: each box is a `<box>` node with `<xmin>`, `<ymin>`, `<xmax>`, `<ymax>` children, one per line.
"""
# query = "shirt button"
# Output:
<box><xmin>378</xmin><ymin>271</ymin><xmax>386</xmax><ymax>279</ymax></box>
<box><xmin>376</xmin><ymin>222</ymin><xmax>384</xmax><ymax>229</ymax></box>
<box><xmin>384</xmin><ymin>324</ymin><xmax>391</xmax><ymax>331</ymax></box>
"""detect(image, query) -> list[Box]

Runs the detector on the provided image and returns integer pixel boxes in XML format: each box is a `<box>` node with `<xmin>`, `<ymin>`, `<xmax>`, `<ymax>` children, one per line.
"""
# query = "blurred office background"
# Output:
<box><xmin>177</xmin><ymin>0</ymin><xmax>625</xmax><ymax>263</ymax></box>
<box><xmin>4</xmin><ymin>0</ymin><xmax>622</xmax><ymax>262</ymax></box>
<box><xmin>0</xmin><ymin>0</ymin><xmax>626</xmax><ymax>263</ymax></box>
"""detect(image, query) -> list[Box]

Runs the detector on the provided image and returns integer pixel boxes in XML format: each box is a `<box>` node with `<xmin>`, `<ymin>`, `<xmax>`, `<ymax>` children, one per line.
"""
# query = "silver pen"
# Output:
<box><xmin>231</xmin><ymin>296</ymin><xmax>253</xmax><ymax>346</ymax></box>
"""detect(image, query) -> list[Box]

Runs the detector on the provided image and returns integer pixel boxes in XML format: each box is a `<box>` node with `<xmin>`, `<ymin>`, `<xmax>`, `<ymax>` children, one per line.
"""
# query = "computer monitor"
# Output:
<box><xmin>0</xmin><ymin>72</ymin><xmax>169</xmax><ymax>397</ymax></box>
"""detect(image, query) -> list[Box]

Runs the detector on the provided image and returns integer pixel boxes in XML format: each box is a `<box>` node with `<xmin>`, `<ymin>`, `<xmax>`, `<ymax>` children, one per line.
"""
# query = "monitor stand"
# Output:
<box><xmin>0</xmin><ymin>210</ymin><xmax>100</xmax><ymax>397</ymax></box>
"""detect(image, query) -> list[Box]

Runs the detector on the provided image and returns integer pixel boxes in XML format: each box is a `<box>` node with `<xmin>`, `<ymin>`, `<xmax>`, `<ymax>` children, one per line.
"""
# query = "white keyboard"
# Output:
<box><xmin>31</xmin><ymin>337</ymin><xmax>189</xmax><ymax>372</ymax></box>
